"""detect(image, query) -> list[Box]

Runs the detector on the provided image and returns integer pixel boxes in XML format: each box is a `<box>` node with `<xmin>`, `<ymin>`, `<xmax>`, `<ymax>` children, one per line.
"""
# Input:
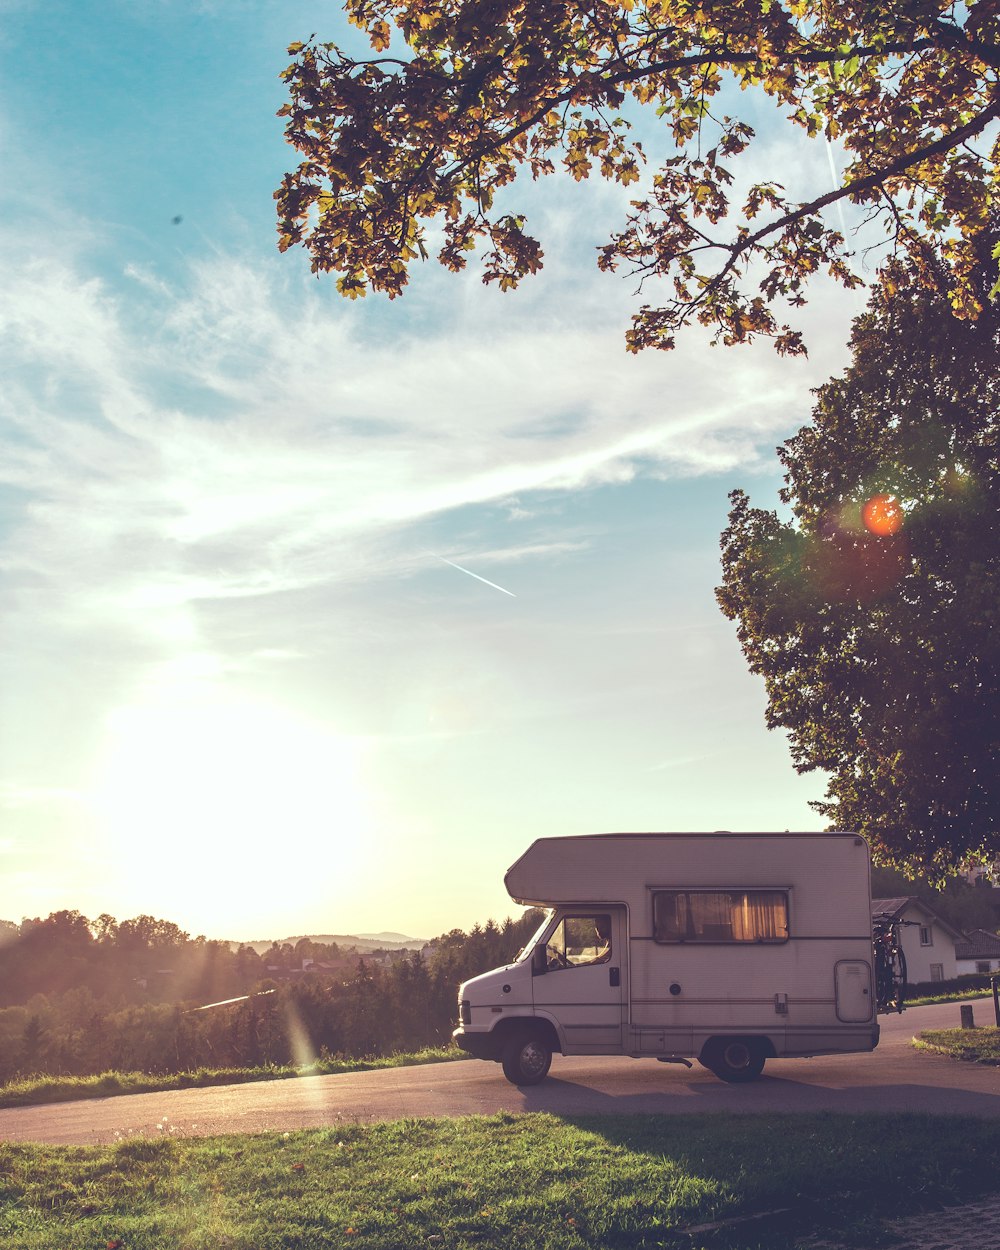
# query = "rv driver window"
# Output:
<box><xmin>546</xmin><ymin>914</ymin><xmax>613</xmax><ymax>969</ymax></box>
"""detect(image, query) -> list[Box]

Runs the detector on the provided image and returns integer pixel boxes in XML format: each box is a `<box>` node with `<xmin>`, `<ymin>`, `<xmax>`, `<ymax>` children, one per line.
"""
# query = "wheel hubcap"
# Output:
<box><xmin>521</xmin><ymin>1042</ymin><xmax>547</xmax><ymax>1076</ymax></box>
<box><xmin>723</xmin><ymin>1043</ymin><xmax>751</xmax><ymax>1070</ymax></box>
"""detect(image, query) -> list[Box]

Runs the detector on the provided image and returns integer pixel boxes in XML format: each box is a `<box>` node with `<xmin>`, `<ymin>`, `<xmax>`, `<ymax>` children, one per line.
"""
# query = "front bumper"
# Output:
<box><xmin>452</xmin><ymin>1027</ymin><xmax>500</xmax><ymax>1061</ymax></box>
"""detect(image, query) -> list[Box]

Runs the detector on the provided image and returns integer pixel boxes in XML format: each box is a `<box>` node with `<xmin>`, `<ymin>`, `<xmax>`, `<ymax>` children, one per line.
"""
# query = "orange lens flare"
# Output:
<box><xmin>862</xmin><ymin>493</ymin><xmax>904</xmax><ymax>536</ymax></box>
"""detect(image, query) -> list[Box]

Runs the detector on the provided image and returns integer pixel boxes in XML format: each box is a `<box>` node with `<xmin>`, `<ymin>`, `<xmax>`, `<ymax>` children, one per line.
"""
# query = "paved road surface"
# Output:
<box><xmin>2</xmin><ymin>999</ymin><xmax>998</xmax><ymax>1146</ymax></box>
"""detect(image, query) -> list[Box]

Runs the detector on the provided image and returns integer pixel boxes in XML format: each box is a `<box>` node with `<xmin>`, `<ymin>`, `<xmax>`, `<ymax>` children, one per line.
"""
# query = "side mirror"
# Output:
<box><xmin>532</xmin><ymin>945</ymin><xmax>547</xmax><ymax>976</ymax></box>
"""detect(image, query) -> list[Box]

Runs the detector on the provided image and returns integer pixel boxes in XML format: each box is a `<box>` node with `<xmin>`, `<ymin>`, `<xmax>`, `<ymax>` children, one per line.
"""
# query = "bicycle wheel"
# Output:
<box><xmin>891</xmin><ymin>945</ymin><xmax>907</xmax><ymax>1013</ymax></box>
<box><xmin>874</xmin><ymin>941</ymin><xmax>892</xmax><ymax>1012</ymax></box>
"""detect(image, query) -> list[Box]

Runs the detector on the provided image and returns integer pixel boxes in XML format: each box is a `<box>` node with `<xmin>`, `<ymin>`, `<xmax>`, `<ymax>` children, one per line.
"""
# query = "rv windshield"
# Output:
<box><xmin>515</xmin><ymin>910</ymin><xmax>554</xmax><ymax>962</ymax></box>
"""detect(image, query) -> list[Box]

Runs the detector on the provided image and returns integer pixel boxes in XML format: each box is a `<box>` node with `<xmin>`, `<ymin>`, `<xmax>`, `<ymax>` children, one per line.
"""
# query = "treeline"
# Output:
<box><xmin>0</xmin><ymin>909</ymin><xmax>544</xmax><ymax>1083</ymax></box>
<box><xmin>0</xmin><ymin>912</ymin><xmax>264</xmax><ymax>1009</ymax></box>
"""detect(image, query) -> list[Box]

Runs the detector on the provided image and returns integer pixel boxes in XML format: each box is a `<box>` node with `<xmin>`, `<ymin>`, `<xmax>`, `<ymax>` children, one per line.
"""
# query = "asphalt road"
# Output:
<box><xmin>2</xmin><ymin>999</ymin><xmax>998</xmax><ymax>1146</ymax></box>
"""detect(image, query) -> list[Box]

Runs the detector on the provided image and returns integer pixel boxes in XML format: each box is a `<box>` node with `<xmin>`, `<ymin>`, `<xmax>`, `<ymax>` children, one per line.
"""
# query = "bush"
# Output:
<box><xmin>906</xmin><ymin>972</ymin><xmax>997</xmax><ymax>1000</ymax></box>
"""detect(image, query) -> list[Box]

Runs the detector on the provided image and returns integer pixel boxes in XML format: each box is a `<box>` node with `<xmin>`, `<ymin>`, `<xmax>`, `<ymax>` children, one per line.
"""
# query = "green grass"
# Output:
<box><xmin>914</xmin><ymin>1026</ymin><xmax>1000</xmax><ymax>1064</ymax></box>
<box><xmin>1</xmin><ymin>1113</ymin><xmax>998</xmax><ymax>1249</ymax></box>
<box><xmin>0</xmin><ymin>1048</ymin><xmax>469</xmax><ymax>1110</ymax></box>
<box><xmin>905</xmin><ymin>988</ymin><xmax>995</xmax><ymax>1007</ymax></box>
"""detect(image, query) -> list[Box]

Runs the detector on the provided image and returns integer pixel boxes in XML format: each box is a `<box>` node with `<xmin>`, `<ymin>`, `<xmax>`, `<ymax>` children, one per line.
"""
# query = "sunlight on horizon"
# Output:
<box><xmin>91</xmin><ymin>685</ymin><xmax>374</xmax><ymax>935</ymax></box>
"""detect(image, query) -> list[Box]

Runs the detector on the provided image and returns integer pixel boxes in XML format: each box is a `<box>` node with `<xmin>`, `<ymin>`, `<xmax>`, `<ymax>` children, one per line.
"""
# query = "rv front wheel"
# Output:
<box><xmin>501</xmin><ymin>1029</ymin><xmax>552</xmax><ymax>1086</ymax></box>
<box><xmin>700</xmin><ymin>1037</ymin><xmax>766</xmax><ymax>1084</ymax></box>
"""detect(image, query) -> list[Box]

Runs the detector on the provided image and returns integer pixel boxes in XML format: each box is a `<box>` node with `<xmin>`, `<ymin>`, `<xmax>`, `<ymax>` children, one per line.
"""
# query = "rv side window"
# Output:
<box><xmin>652</xmin><ymin>891</ymin><xmax>789</xmax><ymax>943</ymax></box>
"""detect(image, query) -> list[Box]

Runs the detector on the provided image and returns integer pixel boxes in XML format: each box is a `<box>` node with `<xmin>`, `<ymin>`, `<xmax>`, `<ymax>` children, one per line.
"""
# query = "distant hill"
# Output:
<box><xmin>234</xmin><ymin>932</ymin><xmax>428</xmax><ymax>955</ymax></box>
<box><xmin>355</xmin><ymin>930</ymin><xmax>417</xmax><ymax>943</ymax></box>
<box><xmin>0</xmin><ymin>917</ymin><xmax>430</xmax><ymax>956</ymax></box>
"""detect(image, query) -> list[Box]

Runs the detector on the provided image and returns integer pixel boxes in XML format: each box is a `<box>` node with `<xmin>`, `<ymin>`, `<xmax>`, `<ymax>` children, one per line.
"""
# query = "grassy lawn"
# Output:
<box><xmin>0</xmin><ymin>1049</ymin><xmax>470</xmax><ymax>1111</ymax></box>
<box><xmin>905</xmin><ymin>989</ymin><xmax>995</xmax><ymax>1007</ymax></box>
<box><xmin>914</xmin><ymin>1027</ymin><xmax>1000</xmax><ymax>1065</ymax></box>
<box><xmin>1</xmin><ymin>1112</ymin><xmax>999</xmax><ymax>1249</ymax></box>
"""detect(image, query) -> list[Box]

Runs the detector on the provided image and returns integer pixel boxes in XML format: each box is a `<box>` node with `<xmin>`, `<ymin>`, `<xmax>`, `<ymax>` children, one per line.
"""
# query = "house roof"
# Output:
<box><xmin>872</xmin><ymin>897</ymin><xmax>913</xmax><ymax>921</ymax></box>
<box><xmin>871</xmin><ymin>896</ymin><xmax>966</xmax><ymax>941</ymax></box>
<box><xmin>955</xmin><ymin>929</ymin><xmax>1000</xmax><ymax>960</ymax></box>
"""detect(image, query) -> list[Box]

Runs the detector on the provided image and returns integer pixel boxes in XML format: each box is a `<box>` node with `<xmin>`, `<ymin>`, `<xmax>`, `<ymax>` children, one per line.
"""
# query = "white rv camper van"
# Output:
<box><xmin>453</xmin><ymin>832</ymin><xmax>879</xmax><ymax>1084</ymax></box>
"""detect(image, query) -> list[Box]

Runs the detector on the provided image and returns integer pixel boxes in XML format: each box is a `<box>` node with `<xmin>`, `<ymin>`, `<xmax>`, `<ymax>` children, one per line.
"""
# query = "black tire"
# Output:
<box><xmin>500</xmin><ymin>1029</ymin><xmax>553</xmax><ymax>1086</ymax></box>
<box><xmin>700</xmin><ymin>1037</ymin><xmax>766</xmax><ymax>1083</ymax></box>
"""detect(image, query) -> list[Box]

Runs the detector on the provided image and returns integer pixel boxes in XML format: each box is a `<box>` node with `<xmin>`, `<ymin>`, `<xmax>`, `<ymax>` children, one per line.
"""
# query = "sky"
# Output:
<box><xmin>0</xmin><ymin>0</ymin><xmax>873</xmax><ymax>943</ymax></box>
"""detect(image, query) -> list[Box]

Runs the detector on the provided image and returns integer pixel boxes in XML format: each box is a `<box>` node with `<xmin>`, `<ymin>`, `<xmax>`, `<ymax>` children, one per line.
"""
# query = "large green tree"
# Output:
<box><xmin>275</xmin><ymin>0</ymin><xmax>999</xmax><ymax>354</ymax></box>
<box><xmin>716</xmin><ymin>239</ymin><xmax>998</xmax><ymax>878</ymax></box>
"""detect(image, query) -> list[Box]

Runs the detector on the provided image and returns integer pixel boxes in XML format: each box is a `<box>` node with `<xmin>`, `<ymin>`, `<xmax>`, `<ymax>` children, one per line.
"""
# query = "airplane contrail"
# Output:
<box><xmin>825</xmin><ymin>137</ymin><xmax>848</xmax><ymax>234</ymax></box>
<box><xmin>436</xmin><ymin>555</ymin><xmax>516</xmax><ymax>596</ymax></box>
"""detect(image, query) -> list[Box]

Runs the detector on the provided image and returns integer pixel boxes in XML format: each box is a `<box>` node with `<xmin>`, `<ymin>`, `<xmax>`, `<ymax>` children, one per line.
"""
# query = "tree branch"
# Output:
<box><xmin>689</xmin><ymin>97</ymin><xmax>1000</xmax><ymax>306</ymax></box>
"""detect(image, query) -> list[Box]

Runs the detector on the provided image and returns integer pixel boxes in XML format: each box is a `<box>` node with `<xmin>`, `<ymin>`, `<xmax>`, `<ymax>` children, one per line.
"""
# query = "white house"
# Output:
<box><xmin>872</xmin><ymin>897</ymin><xmax>964</xmax><ymax>984</ymax></box>
<box><xmin>955</xmin><ymin>929</ymin><xmax>1000</xmax><ymax>977</ymax></box>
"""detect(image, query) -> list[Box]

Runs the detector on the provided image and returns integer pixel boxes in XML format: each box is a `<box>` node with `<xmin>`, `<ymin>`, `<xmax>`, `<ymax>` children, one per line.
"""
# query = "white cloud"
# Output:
<box><xmin>1</xmin><ymin>237</ymin><xmax>852</xmax><ymax>619</ymax></box>
<box><xmin>0</xmin><ymin>223</ymin><xmax>865</xmax><ymax>703</ymax></box>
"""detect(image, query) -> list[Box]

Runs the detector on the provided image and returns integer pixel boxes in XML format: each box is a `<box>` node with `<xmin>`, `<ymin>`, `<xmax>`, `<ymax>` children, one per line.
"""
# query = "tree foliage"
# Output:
<box><xmin>275</xmin><ymin>0</ymin><xmax>999</xmax><ymax>353</ymax></box>
<box><xmin>716</xmin><ymin>235</ymin><xmax>999</xmax><ymax>878</ymax></box>
<box><xmin>0</xmin><ymin>908</ymin><xmax>544</xmax><ymax>1082</ymax></box>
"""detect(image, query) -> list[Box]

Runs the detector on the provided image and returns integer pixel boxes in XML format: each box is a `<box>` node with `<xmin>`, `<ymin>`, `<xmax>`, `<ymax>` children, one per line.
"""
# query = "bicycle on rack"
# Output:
<box><xmin>872</xmin><ymin>914</ymin><xmax>914</xmax><ymax>1013</ymax></box>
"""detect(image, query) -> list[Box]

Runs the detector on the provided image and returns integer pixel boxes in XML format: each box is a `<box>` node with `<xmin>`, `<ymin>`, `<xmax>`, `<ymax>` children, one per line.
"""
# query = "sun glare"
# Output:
<box><xmin>92</xmin><ymin>689</ymin><xmax>373</xmax><ymax>935</ymax></box>
<box><xmin>861</xmin><ymin>493</ymin><xmax>904</xmax><ymax>536</ymax></box>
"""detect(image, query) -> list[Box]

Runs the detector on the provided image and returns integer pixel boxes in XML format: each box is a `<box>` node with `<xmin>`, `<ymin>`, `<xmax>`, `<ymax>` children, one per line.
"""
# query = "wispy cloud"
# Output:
<box><xmin>1</xmin><ymin>240</ymin><xmax>843</xmax><ymax>619</ymax></box>
<box><xmin>0</xmin><ymin>207</ymin><xmax>856</xmax><ymax>833</ymax></box>
<box><xmin>0</xmin><ymin>225</ymin><xmax>866</xmax><ymax>772</ymax></box>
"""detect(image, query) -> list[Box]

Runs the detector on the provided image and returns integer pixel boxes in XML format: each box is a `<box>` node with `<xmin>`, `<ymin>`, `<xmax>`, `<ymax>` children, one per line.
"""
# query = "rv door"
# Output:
<box><xmin>532</xmin><ymin>908</ymin><xmax>625</xmax><ymax>1053</ymax></box>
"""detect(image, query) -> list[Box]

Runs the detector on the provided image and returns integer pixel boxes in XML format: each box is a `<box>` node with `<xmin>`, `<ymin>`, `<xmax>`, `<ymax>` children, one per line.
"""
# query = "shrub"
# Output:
<box><xmin>906</xmin><ymin>972</ymin><xmax>997</xmax><ymax>1000</ymax></box>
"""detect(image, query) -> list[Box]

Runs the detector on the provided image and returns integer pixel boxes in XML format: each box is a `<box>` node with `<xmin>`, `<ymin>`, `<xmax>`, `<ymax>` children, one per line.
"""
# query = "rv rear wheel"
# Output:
<box><xmin>500</xmin><ymin>1029</ymin><xmax>552</xmax><ymax>1086</ymax></box>
<box><xmin>700</xmin><ymin>1037</ymin><xmax>766</xmax><ymax>1083</ymax></box>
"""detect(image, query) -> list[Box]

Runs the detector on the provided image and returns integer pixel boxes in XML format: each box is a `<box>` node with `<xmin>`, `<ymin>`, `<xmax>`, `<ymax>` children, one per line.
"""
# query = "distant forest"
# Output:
<box><xmin>0</xmin><ymin>909</ymin><xmax>544</xmax><ymax>1083</ymax></box>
